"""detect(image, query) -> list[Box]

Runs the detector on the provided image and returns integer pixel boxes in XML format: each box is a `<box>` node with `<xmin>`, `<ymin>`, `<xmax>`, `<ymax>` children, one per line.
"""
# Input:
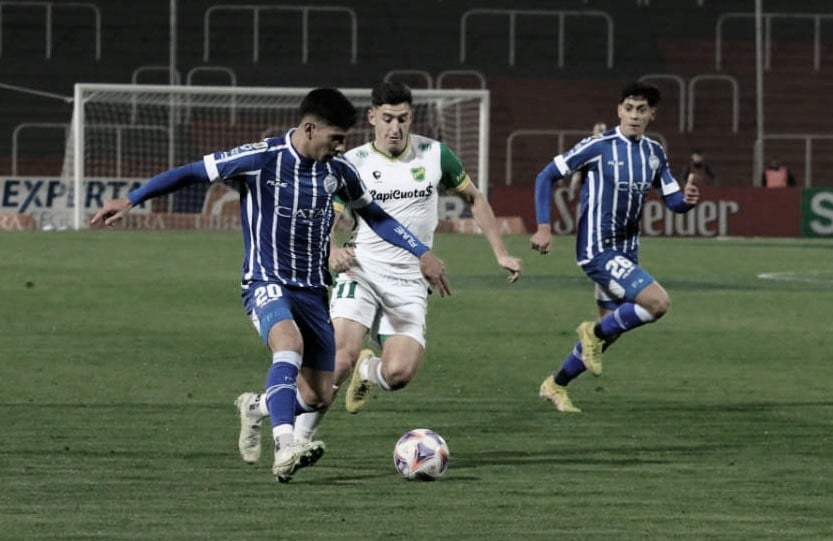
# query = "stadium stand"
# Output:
<box><xmin>0</xmin><ymin>0</ymin><xmax>831</xmax><ymax>186</ymax></box>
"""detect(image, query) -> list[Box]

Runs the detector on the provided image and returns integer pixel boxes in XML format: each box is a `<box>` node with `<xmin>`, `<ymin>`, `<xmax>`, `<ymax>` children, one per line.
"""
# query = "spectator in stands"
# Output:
<box><xmin>680</xmin><ymin>149</ymin><xmax>718</xmax><ymax>186</ymax></box>
<box><xmin>762</xmin><ymin>157</ymin><xmax>797</xmax><ymax>188</ymax></box>
<box><xmin>569</xmin><ymin>121</ymin><xmax>608</xmax><ymax>198</ymax></box>
<box><xmin>90</xmin><ymin>88</ymin><xmax>449</xmax><ymax>483</ymax></box>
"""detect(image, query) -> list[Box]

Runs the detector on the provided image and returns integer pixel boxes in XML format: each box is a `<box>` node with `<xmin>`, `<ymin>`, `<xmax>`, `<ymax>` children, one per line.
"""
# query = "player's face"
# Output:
<box><xmin>617</xmin><ymin>97</ymin><xmax>655</xmax><ymax>139</ymax></box>
<box><xmin>368</xmin><ymin>102</ymin><xmax>413</xmax><ymax>156</ymax></box>
<box><xmin>305</xmin><ymin>121</ymin><xmax>349</xmax><ymax>162</ymax></box>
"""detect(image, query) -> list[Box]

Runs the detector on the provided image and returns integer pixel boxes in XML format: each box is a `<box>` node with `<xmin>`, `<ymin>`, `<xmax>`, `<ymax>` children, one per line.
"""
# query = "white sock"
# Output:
<box><xmin>294</xmin><ymin>411</ymin><xmax>324</xmax><ymax>442</ymax></box>
<box><xmin>254</xmin><ymin>393</ymin><xmax>269</xmax><ymax>418</ymax></box>
<box><xmin>272</xmin><ymin>425</ymin><xmax>293</xmax><ymax>449</ymax></box>
<box><xmin>293</xmin><ymin>384</ymin><xmax>337</xmax><ymax>442</ymax></box>
<box><xmin>362</xmin><ymin>355</ymin><xmax>391</xmax><ymax>391</ymax></box>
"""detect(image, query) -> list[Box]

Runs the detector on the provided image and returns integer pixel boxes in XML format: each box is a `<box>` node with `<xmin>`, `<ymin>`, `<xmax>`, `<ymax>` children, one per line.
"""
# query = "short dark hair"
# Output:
<box><xmin>620</xmin><ymin>82</ymin><xmax>661</xmax><ymax>106</ymax></box>
<box><xmin>371</xmin><ymin>80</ymin><xmax>413</xmax><ymax>107</ymax></box>
<box><xmin>300</xmin><ymin>88</ymin><xmax>357</xmax><ymax>130</ymax></box>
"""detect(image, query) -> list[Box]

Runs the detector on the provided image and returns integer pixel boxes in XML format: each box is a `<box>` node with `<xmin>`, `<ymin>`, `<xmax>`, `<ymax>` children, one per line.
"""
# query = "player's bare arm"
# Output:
<box><xmin>530</xmin><ymin>224</ymin><xmax>552</xmax><ymax>255</ymax></box>
<box><xmin>459</xmin><ymin>183</ymin><xmax>523</xmax><ymax>283</ymax></box>
<box><xmin>327</xmin><ymin>210</ymin><xmax>356</xmax><ymax>273</ymax></box>
<box><xmin>419</xmin><ymin>252</ymin><xmax>451</xmax><ymax>297</ymax></box>
<box><xmin>90</xmin><ymin>197</ymin><xmax>133</xmax><ymax>226</ymax></box>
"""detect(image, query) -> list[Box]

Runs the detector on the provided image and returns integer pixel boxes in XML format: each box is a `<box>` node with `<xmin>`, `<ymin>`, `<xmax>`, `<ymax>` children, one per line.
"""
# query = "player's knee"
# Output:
<box><xmin>384</xmin><ymin>366</ymin><xmax>417</xmax><ymax>391</ymax></box>
<box><xmin>316</xmin><ymin>392</ymin><xmax>333</xmax><ymax>410</ymax></box>
<box><xmin>387</xmin><ymin>377</ymin><xmax>410</xmax><ymax>391</ymax></box>
<box><xmin>651</xmin><ymin>296</ymin><xmax>670</xmax><ymax>319</ymax></box>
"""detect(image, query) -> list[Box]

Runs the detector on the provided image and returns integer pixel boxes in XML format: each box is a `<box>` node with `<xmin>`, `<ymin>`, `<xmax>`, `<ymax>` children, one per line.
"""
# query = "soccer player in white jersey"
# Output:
<box><xmin>91</xmin><ymin>88</ymin><xmax>449</xmax><ymax>483</ymax></box>
<box><xmin>530</xmin><ymin>82</ymin><xmax>700</xmax><ymax>413</ymax></box>
<box><xmin>256</xmin><ymin>80</ymin><xmax>521</xmax><ymax>445</ymax></box>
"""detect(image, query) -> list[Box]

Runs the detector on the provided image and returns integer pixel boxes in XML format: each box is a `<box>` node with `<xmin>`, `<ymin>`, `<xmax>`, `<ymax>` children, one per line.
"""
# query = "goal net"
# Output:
<box><xmin>63</xmin><ymin>83</ymin><xmax>490</xmax><ymax>230</ymax></box>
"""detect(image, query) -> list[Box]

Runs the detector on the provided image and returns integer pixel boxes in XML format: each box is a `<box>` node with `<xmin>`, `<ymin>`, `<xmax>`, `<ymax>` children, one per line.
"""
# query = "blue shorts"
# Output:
<box><xmin>242</xmin><ymin>282</ymin><xmax>335</xmax><ymax>372</ymax></box>
<box><xmin>580</xmin><ymin>251</ymin><xmax>655</xmax><ymax>310</ymax></box>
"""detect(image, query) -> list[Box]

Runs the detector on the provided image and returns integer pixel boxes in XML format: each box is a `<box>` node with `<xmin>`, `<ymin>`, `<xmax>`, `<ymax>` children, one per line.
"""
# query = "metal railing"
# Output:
<box><xmin>639</xmin><ymin>73</ymin><xmax>739</xmax><ymax>133</ymax></box>
<box><xmin>203</xmin><ymin>4</ymin><xmax>357</xmax><ymax>64</ymax></box>
<box><xmin>437</xmin><ymin>70</ymin><xmax>487</xmax><ymax>89</ymax></box>
<box><xmin>382</xmin><ymin>69</ymin><xmax>488</xmax><ymax>90</ymax></box>
<box><xmin>460</xmin><ymin>8</ymin><xmax>614</xmax><ymax>68</ymax></box>
<box><xmin>11</xmin><ymin>122</ymin><xmax>69</xmax><ymax>176</ymax></box>
<box><xmin>185</xmin><ymin>66</ymin><xmax>238</xmax><ymax>125</ymax></box>
<box><xmin>84</xmin><ymin>124</ymin><xmax>171</xmax><ymax>179</ymax></box>
<box><xmin>716</xmin><ymin>12</ymin><xmax>833</xmax><ymax>71</ymax></box>
<box><xmin>688</xmin><ymin>74</ymin><xmax>739</xmax><ymax>133</ymax></box>
<box><xmin>0</xmin><ymin>1</ymin><xmax>101</xmax><ymax>59</ymax></box>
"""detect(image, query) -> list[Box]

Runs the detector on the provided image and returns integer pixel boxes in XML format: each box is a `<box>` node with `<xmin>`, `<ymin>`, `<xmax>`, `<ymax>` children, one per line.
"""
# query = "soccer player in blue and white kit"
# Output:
<box><xmin>91</xmin><ymin>88</ymin><xmax>450</xmax><ymax>482</ymax></box>
<box><xmin>530</xmin><ymin>82</ymin><xmax>700</xmax><ymax>412</ymax></box>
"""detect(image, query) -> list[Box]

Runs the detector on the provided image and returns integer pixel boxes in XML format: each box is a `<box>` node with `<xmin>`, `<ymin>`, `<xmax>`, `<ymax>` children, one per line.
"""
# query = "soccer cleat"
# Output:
<box><xmin>234</xmin><ymin>392</ymin><xmax>264</xmax><ymax>464</ymax></box>
<box><xmin>576</xmin><ymin>321</ymin><xmax>604</xmax><ymax>376</ymax></box>
<box><xmin>345</xmin><ymin>349</ymin><xmax>376</xmax><ymax>414</ymax></box>
<box><xmin>539</xmin><ymin>377</ymin><xmax>581</xmax><ymax>413</ymax></box>
<box><xmin>272</xmin><ymin>440</ymin><xmax>326</xmax><ymax>483</ymax></box>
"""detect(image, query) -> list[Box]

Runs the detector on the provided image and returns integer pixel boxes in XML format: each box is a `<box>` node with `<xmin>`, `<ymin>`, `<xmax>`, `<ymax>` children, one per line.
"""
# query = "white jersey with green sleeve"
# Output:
<box><xmin>342</xmin><ymin>133</ymin><xmax>470</xmax><ymax>280</ymax></box>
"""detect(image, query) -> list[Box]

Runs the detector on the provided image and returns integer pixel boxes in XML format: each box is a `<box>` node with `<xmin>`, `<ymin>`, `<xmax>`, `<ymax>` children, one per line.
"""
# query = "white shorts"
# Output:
<box><xmin>330</xmin><ymin>265</ymin><xmax>428</xmax><ymax>347</ymax></box>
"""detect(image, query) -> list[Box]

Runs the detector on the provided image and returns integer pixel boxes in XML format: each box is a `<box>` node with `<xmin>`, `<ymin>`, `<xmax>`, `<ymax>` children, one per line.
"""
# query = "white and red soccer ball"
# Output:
<box><xmin>393</xmin><ymin>428</ymin><xmax>450</xmax><ymax>480</ymax></box>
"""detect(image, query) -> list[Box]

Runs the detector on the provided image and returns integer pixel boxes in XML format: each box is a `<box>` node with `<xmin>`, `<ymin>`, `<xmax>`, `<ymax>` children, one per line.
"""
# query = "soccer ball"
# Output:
<box><xmin>393</xmin><ymin>428</ymin><xmax>450</xmax><ymax>480</ymax></box>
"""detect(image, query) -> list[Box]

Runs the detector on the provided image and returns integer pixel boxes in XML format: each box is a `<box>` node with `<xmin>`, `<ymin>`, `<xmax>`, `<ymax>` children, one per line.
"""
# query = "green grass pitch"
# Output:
<box><xmin>1</xmin><ymin>230</ymin><xmax>832</xmax><ymax>540</ymax></box>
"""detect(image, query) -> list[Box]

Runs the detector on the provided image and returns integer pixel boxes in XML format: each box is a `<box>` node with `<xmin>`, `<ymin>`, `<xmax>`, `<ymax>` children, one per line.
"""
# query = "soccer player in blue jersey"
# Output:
<box><xmin>91</xmin><ymin>88</ymin><xmax>450</xmax><ymax>482</ymax></box>
<box><xmin>236</xmin><ymin>80</ymin><xmax>522</xmax><ymax>450</ymax></box>
<box><xmin>530</xmin><ymin>82</ymin><xmax>700</xmax><ymax>412</ymax></box>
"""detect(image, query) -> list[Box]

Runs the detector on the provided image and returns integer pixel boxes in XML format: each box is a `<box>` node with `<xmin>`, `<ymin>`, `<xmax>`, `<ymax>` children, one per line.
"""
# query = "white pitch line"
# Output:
<box><xmin>757</xmin><ymin>271</ymin><xmax>833</xmax><ymax>284</ymax></box>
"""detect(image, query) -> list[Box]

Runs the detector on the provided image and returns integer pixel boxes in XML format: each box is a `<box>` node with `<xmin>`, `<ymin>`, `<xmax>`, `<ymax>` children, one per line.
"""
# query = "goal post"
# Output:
<box><xmin>63</xmin><ymin>83</ymin><xmax>490</xmax><ymax>230</ymax></box>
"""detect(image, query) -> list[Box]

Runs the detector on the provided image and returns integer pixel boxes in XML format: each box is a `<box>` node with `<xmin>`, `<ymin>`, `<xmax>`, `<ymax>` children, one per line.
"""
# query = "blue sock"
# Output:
<box><xmin>554</xmin><ymin>342</ymin><xmax>586</xmax><ymax>386</ymax></box>
<box><xmin>294</xmin><ymin>390</ymin><xmax>314</xmax><ymax>416</ymax></box>
<box><xmin>264</xmin><ymin>351</ymin><xmax>302</xmax><ymax>429</ymax></box>
<box><xmin>598</xmin><ymin>303</ymin><xmax>654</xmax><ymax>339</ymax></box>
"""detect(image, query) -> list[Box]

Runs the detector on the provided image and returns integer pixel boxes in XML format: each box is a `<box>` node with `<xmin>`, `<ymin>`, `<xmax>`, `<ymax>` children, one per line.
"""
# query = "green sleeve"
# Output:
<box><xmin>439</xmin><ymin>143</ymin><xmax>470</xmax><ymax>191</ymax></box>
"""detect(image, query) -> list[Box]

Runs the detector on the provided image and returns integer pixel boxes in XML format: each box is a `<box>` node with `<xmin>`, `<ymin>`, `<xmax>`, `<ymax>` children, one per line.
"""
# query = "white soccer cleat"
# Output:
<box><xmin>234</xmin><ymin>392</ymin><xmax>264</xmax><ymax>464</ymax></box>
<box><xmin>272</xmin><ymin>440</ymin><xmax>326</xmax><ymax>483</ymax></box>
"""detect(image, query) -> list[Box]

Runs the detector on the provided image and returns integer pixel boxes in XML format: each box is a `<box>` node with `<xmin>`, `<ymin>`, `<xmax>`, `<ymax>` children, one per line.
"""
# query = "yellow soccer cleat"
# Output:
<box><xmin>539</xmin><ymin>377</ymin><xmax>581</xmax><ymax>413</ymax></box>
<box><xmin>576</xmin><ymin>321</ymin><xmax>603</xmax><ymax>376</ymax></box>
<box><xmin>345</xmin><ymin>349</ymin><xmax>376</xmax><ymax>414</ymax></box>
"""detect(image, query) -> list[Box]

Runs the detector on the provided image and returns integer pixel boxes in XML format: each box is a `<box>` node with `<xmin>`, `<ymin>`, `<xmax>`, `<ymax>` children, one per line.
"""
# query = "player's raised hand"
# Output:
<box><xmin>530</xmin><ymin>224</ymin><xmax>553</xmax><ymax>255</ymax></box>
<box><xmin>419</xmin><ymin>251</ymin><xmax>451</xmax><ymax>297</ymax></box>
<box><xmin>91</xmin><ymin>197</ymin><xmax>133</xmax><ymax>227</ymax></box>
<box><xmin>497</xmin><ymin>254</ymin><xmax>523</xmax><ymax>283</ymax></box>
<box><xmin>684</xmin><ymin>173</ymin><xmax>700</xmax><ymax>206</ymax></box>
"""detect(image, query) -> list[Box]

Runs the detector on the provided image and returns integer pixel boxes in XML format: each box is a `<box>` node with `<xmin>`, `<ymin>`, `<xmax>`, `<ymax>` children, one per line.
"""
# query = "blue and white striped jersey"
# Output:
<box><xmin>543</xmin><ymin>127</ymin><xmax>684</xmax><ymax>265</ymax></box>
<box><xmin>203</xmin><ymin>129</ymin><xmax>372</xmax><ymax>289</ymax></box>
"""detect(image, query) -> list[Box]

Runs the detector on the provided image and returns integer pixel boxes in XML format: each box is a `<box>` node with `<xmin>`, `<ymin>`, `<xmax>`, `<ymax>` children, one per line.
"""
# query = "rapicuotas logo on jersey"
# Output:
<box><xmin>371</xmin><ymin>184</ymin><xmax>434</xmax><ymax>203</ymax></box>
<box><xmin>410</xmin><ymin>167</ymin><xmax>426</xmax><ymax>181</ymax></box>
